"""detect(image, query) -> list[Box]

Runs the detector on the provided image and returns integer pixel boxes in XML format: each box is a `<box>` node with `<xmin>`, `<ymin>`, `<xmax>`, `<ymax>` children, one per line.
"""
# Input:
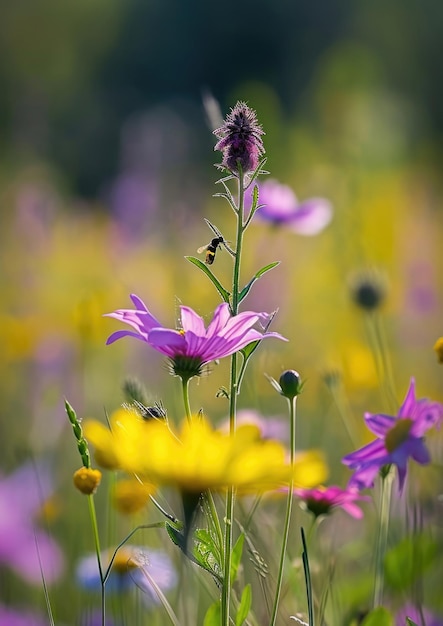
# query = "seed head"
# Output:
<box><xmin>214</xmin><ymin>101</ymin><xmax>265</xmax><ymax>175</ymax></box>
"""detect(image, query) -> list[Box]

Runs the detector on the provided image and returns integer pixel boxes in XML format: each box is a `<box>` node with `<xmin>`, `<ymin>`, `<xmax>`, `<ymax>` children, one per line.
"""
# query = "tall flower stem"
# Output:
<box><xmin>365</xmin><ymin>312</ymin><xmax>397</xmax><ymax>413</ymax></box>
<box><xmin>373</xmin><ymin>470</ymin><xmax>393</xmax><ymax>607</ymax></box>
<box><xmin>221</xmin><ymin>171</ymin><xmax>245</xmax><ymax>626</ymax></box>
<box><xmin>87</xmin><ymin>494</ymin><xmax>105</xmax><ymax>626</ymax></box>
<box><xmin>269</xmin><ymin>395</ymin><xmax>297</xmax><ymax>626</ymax></box>
<box><xmin>181</xmin><ymin>377</ymin><xmax>192</xmax><ymax>423</ymax></box>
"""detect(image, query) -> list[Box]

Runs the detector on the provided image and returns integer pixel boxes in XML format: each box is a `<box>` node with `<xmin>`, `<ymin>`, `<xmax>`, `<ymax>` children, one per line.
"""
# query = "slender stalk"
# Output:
<box><xmin>221</xmin><ymin>171</ymin><xmax>245</xmax><ymax>626</ymax></box>
<box><xmin>269</xmin><ymin>396</ymin><xmax>297</xmax><ymax>626</ymax></box>
<box><xmin>182</xmin><ymin>377</ymin><xmax>192</xmax><ymax>422</ymax></box>
<box><xmin>87</xmin><ymin>494</ymin><xmax>105</xmax><ymax>626</ymax></box>
<box><xmin>373</xmin><ymin>470</ymin><xmax>393</xmax><ymax>607</ymax></box>
<box><xmin>365</xmin><ymin>312</ymin><xmax>397</xmax><ymax>413</ymax></box>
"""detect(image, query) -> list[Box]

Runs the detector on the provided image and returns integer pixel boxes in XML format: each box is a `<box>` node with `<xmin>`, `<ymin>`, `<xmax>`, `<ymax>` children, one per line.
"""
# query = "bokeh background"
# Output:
<box><xmin>1</xmin><ymin>0</ymin><xmax>443</xmax><ymax>623</ymax></box>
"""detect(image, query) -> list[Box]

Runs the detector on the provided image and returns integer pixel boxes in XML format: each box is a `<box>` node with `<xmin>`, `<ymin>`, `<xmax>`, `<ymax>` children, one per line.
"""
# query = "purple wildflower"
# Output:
<box><xmin>396</xmin><ymin>604</ymin><xmax>443</xmax><ymax>626</ymax></box>
<box><xmin>76</xmin><ymin>545</ymin><xmax>177</xmax><ymax>606</ymax></box>
<box><xmin>0</xmin><ymin>462</ymin><xmax>64</xmax><ymax>585</ymax></box>
<box><xmin>220</xmin><ymin>409</ymin><xmax>289</xmax><ymax>442</ymax></box>
<box><xmin>106</xmin><ymin>295</ymin><xmax>287</xmax><ymax>380</ymax></box>
<box><xmin>342</xmin><ymin>378</ymin><xmax>443</xmax><ymax>493</ymax></box>
<box><xmin>214</xmin><ymin>101</ymin><xmax>265</xmax><ymax>175</ymax></box>
<box><xmin>293</xmin><ymin>485</ymin><xmax>370</xmax><ymax>520</ymax></box>
<box><xmin>249</xmin><ymin>179</ymin><xmax>332</xmax><ymax>235</ymax></box>
<box><xmin>0</xmin><ymin>604</ymin><xmax>47</xmax><ymax>626</ymax></box>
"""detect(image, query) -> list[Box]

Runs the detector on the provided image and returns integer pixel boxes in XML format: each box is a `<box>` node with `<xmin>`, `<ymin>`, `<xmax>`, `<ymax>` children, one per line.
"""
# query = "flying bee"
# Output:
<box><xmin>197</xmin><ymin>236</ymin><xmax>225</xmax><ymax>265</ymax></box>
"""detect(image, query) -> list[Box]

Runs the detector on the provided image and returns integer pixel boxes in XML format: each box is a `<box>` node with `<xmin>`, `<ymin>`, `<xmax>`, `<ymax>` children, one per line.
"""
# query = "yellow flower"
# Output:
<box><xmin>113</xmin><ymin>478</ymin><xmax>156</xmax><ymax>514</ymax></box>
<box><xmin>291</xmin><ymin>450</ymin><xmax>328</xmax><ymax>488</ymax></box>
<box><xmin>434</xmin><ymin>337</ymin><xmax>443</xmax><ymax>364</ymax></box>
<box><xmin>84</xmin><ymin>411</ymin><xmax>323</xmax><ymax>494</ymax></box>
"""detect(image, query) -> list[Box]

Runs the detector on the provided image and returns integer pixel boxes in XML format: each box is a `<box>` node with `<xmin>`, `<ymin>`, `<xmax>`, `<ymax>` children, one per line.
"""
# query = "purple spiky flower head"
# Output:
<box><xmin>214</xmin><ymin>101</ymin><xmax>265</xmax><ymax>175</ymax></box>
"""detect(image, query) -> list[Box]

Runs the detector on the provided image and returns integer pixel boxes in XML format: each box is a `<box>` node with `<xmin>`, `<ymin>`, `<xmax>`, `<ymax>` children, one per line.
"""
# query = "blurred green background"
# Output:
<box><xmin>1</xmin><ymin>0</ymin><xmax>443</xmax><ymax>622</ymax></box>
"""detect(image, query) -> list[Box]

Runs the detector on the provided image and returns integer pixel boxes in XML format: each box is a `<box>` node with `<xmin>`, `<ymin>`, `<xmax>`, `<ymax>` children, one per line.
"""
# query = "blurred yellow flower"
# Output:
<box><xmin>84</xmin><ymin>411</ymin><xmax>324</xmax><ymax>494</ymax></box>
<box><xmin>113</xmin><ymin>478</ymin><xmax>155</xmax><ymax>514</ymax></box>
<box><xmin>434</xmin><ymin>337</ymin><xmax>443</xmax><ymax>364</ymax></box>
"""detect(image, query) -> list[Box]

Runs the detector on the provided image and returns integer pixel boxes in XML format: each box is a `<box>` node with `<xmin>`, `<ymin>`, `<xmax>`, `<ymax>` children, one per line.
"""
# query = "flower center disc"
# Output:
<box><xmin>385</xmin><ymin>418</ymin><xmax>413</xmax><ymax>453</ymax></box>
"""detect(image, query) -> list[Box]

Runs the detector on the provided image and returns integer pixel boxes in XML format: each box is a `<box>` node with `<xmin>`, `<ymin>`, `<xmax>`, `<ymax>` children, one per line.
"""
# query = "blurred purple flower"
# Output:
<box><xmin>293</xmin><ymin>485</ymin><xmax>370</xmax><ymax>519</ymax></box>
<box><xmin>0</xmin><ymin>462</ymin><xmax>64</xmax><ymax>585</ymax></box>
<box><xmin>107</xmin><ymin>173</ymin><xmax>158</xmax><ymax>239</ymax></box>
<box><xmin>342</xmin><ymin>378</ymin><xmax>443</xmax><ymax>493</ymax></box>
<box><xmin>214</xmin><ymin>101</ymin><xmax>265</xmax><ymax>174</ymax></box>
<box><xmin>250</xmin><ymin>179</ymin><xmax>332</xmax><ymax>235</ymax></box>
<box><xmin>76</xmin><ymin>545</ymin><xmax>177</xmax><ymax>606</ymax></box>
<box><xmin>396</xmin><ymin>604</ymin><xmax>443</xmax><ymax>626</ymax></box>
<box><xmin>219</xmin><ymin>409</ymin><xmax>289</xmax><ymax>441</ymax></box>
<box><xmin>106</xmin><ymin>295</ymin><xmax>287</xmax><ymax>379</ymax></box>
<box><xmin>0</xmin><ymin>604</ymin><xmax>47</xmax><ymax>626</ymax></box>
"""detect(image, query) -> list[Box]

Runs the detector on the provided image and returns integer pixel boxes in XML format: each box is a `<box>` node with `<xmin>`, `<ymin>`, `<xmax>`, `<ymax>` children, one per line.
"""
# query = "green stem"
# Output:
<box><xmin>373</xmin><ymin>470</ymin><xmax>393</xmax><ymax>607</ymax></box>
<box><xmin>182</xmin><ymin>377</ymin><xmax>192</xmax><ymax>423</ymax></box>
<box><xmin>221</xmin><ymin>171</ymin><xmax>245</xmax><ymax>626</ymax></box>
<box><xmin>269</xmin><ymin>396</ymin><xmax>297</xmax><ymax>626</ymax></box>
<box><xmin>232</xmin><ymin>171</ymin><xmax>245</xmax><ymax>314</ymax></box>
<box><xmin>87</xmin><ymin>494</ymin><xmax>105</xmax><ymax>626</ymax></box>
<box><xmin>365</xmin><ymin>312</ymin><xmax>397</xmax><ymax>413</ymax></box>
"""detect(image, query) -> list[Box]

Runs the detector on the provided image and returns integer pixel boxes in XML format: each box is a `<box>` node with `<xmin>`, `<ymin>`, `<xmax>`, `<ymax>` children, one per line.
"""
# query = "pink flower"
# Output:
<box><xmin>293</xmin><ymin>485</ymin><xmax>370</xmax><ymax>519</ymax></box>
<box><xmin>0</xmin><ymin>462</ymin><xmax>64</xmax><ymax>584</ymax></box>
<box><xmin>250</xmin><ymin>179</ymin><xmax>332</xmax><ymax>235</ymax></box>
<box><xmin>342</xmin><ymin>378</ymin><xmax>443</xmax><ymax>493</ymax></box>
<box><xmin>106</xmin><ymin>295</ymin><xmax>286</xmax><ymax>379</ymax></box>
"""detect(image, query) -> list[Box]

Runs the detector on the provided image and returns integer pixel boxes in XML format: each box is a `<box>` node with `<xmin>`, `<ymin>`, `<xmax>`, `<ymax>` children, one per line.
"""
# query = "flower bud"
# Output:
<box><xmin>279</xmin><ymin>370</ymin><xmax>302</xmax><ymax>399</ymax></box>
<box><xmin>73</xmin><ymin>467</ymin><xmax>102</xmax><ymax>495</ymax></box>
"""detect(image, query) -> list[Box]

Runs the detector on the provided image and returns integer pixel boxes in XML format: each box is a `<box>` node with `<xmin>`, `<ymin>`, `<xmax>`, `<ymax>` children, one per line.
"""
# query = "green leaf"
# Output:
<box><xmin>301</xmin><ymin>528</ymin><xmax>314</xmax><ymax>626</ymax></box>
<box><xmin>165</xmin><ymin>523</ymin><xmax>187</xmax><ymax>552</ymax></box>
<box><xmin>384</xmin><ymin>533</ymin><xmax>439</xmax><ymax>592</ymax></box>
<box><xmin>230</xmin><ymin>533</ymin><xmax>245</xmax><ymax>586</ymax></box>
<box><xmin>185</xmin><ymin>256</ymin><xmax>231</xmax><ymax>303</ymax></box>
<box><xmin>406</xmin><ymin>619</ymin><xmax>418</xmax><ymax>626</ymax></box>
<box><xmin>203</xmin><ymin>601</ymin><xmax>221</xmax><ymax>626</ymax></box>
<box><xmin>193</xmin><ymin>528</ymin><xmax>223</xmax><ymax>585</ymax></box>
<box><xmin>238</xmin><ymin>261</ymin><xmax>280</xmax><ymax>303</ymax></box>
<box><xmin>360</xmin><ymin>607</ymin><xmax>393</xmax><ymax>626</ymax></box>
<box><xmin>236</xmin><ymin>340</ymin><xmax>261</xmax><ymax>394</ymax></box>
<box><xmin>240</xmin><ymin>340</ymin><xmax>260</xmax><ymax>361</ymax></box>
<box><xmin>166</xmin><ymin>525</ymin><xmax>223</xmax><ymax>585</ymax></box>
<box><xmin>236</xmin><ymin>584</ymin><xmax>252</xmax><ymax>626</ymax></box>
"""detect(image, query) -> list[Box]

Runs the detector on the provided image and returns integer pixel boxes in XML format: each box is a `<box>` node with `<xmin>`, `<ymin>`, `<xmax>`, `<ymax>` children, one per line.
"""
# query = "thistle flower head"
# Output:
<box><xmin>214</xmin><ymin>101</ymin><xmax>265</xmax><ymax>175</ymax></box>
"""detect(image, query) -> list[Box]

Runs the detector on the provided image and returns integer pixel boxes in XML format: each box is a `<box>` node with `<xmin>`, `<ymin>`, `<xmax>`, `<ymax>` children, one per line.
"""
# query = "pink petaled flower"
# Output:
<box><xmin>106</xmin><ymin>295</ymin><xmax>287</xmax><ymax>380</ymax></box>
<box><xmin>396</xmin><ymin>604</ymin><xmax>443</xmax><ymax>626</ymax></box>
<box><xmin>293</xmin><ymin>485</ymin><xmax>370</xmax><ymax>519</ymax></box>
<box><xmin>0</xmin><ymin>462</ymin><xmax>64</xmax><ymax>584</ymax></box>
<box><xmin>250</xmin><ymin>179</ymin><xmax>332</xmax><ymax>235</ymax></box>
<box><xmin>0</xmin><ymin>604</ymin><xmax>48</xmax><ymax>626</ymax></box>
<box><xmin>342</xmin><ymin>378</ymin><xmax>443</xmax><ymax>493</ymax></box>
<box><xmin>214</xmin><ymin>101</ymin><xmax>265</xmax><ymax>175</ymax></box>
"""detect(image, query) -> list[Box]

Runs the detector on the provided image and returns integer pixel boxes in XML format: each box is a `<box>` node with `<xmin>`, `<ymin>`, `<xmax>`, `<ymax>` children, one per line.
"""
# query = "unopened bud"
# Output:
<box><xmin>279</xmin><ymin>370</ymin><xmax>302</xmax><ymax>399</ymax></box>
<box><xmin>73</xmin><ymin>467</ymin><xmax>102</xmax><ymax>495</ymax></box>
